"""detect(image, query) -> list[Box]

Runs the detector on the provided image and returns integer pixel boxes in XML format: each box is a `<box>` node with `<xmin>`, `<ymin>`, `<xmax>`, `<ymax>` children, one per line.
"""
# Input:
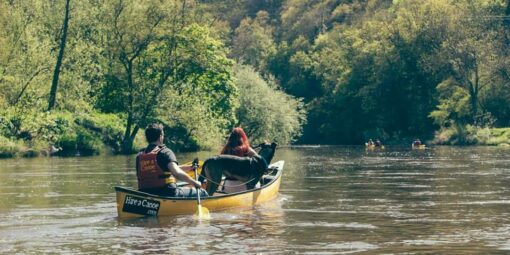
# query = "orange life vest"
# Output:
<box><xmin>136</xmin><ymin>146</ymin><xmax>172</xmax><ymax>189</ymax></box>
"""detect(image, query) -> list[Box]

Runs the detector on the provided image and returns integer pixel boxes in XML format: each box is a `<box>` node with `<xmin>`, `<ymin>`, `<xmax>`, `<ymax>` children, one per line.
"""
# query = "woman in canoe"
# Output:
<box><xmin>220</xmin><ymin>127</ymin><xmax>260</xmax><ymax>192</ymax></box>
<box><xmin>221</xmin><ymin>127</ymin><xmax>258</xmax><ymax>157</ymax></box>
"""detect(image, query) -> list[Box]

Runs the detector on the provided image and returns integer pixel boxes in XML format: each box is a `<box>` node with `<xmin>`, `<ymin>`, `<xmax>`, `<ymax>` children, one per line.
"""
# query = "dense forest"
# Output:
<box><xmin>1</xmin><ymin>0</ymin><xmax>510</xmax><ymax>157</ymax></box>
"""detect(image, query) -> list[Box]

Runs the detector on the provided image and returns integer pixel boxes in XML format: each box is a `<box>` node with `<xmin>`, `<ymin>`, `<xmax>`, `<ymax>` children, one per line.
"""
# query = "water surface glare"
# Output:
<box><xmin>1</xmin><ymin>146</ymin><xmax>509</xmax><ymax>253</ymax></box>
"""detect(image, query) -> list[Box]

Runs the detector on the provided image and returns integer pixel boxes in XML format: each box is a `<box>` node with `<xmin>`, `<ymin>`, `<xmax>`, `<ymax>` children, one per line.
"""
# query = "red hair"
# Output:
<box><xmin>221</xmin><ymin>127</ymin><xmax>250</xmax><ymax>157</ymax></box>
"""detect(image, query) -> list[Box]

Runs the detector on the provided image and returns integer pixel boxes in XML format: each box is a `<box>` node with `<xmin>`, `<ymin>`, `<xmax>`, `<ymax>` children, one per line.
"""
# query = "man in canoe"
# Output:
<box><xmin>136</xmin><ymin>123</ymin><xmax>208</xmax><ymax>197</ymax></box>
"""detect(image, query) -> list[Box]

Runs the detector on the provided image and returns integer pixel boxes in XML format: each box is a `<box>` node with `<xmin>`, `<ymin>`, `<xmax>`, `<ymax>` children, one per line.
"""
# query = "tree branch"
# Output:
<box><xmin>14</xmin><ymin>67</ymin><xmax>49</xmax><ymax>105</ymax></box>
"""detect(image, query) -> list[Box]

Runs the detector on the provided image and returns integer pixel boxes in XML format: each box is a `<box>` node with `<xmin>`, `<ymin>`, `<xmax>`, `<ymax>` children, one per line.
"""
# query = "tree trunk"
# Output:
<box><xmin>121</xmin><ymin>112</ymin><xmax>134</xmax><ymax>154</ymax></box>
<box><xmin>504</xmin><ymin>0</ymin><xmax>510</xmax><ymax>48</ymax></box>
<box><xmin>121</xmin><ymin>137</ymin><xmax>134</xmax><ymax>154</ymax></box>
<box><xmin>48</xmin><ymin>0</ymin><xmax>71</xmax><ymax>111</ymax></box>
<box><xmin>121</xmin><ymin>61</ymin><xmax>135</xmax><ymax>154</ymax></box>
<box><xmin>506</xmin><ymin>0</ymin><xmax>510</xmax><ymax>26</ymax></box>
<box><xmin>129</xmin><ymin>125</ymin><xmax>140</xmax><ymax>143</ymax></box>
<box><xmin>469</xmin><ymin>67</ymin><xmax>480</xmax><ymax>124</ymax></box>
<box><xmin>470</xmin><ymin>88</ymin><xmax>478</xmax><ymax>122</ymax></box>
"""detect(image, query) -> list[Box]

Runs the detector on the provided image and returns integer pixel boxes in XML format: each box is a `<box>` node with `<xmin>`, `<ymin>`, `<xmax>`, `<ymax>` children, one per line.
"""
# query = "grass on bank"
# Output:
<box><xmin>433</xmin><ymin>125</ymin><xmax>510</xmax><ymax>146</ymax></box>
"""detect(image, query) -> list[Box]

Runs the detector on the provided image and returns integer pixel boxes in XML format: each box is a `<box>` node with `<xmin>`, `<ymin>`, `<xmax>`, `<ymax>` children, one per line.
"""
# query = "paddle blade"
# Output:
<box><xmin>194</xmin><ymin>205</ymin><xmax>211</xmax><ymax>220</ymax></box>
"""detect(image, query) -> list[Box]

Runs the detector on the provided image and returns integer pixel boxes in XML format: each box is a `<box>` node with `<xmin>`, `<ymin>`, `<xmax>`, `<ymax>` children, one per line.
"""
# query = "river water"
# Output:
<box><xmin>0</xmin><ymin>146</ymin><xmax>509</xmax><ymax>254</ymax></box>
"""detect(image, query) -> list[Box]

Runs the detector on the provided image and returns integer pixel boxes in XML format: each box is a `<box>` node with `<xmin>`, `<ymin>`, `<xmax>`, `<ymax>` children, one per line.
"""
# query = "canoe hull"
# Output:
<box><xmin>366</xmin><ymin>145</ymin><xmax>385</xmax><ymax>150</ymax></box>
<box><xmin>115</xmin><ymin>160</ymin><xmax>284</xmax><ymax>218</ymax></box>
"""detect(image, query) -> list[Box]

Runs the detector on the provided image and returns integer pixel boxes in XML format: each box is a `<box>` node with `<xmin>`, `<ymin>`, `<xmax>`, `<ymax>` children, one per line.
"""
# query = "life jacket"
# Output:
<box><xmin>136</xmin><ymin>146</ymin><xmax>173</xmax><ymax>190</ymax></box>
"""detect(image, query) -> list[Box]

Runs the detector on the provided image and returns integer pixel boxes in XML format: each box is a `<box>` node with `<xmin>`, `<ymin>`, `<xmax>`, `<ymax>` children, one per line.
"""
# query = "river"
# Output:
<box><xmin>0</xmin><ymin>146</ymin><xmax>509</xmax><ymax>254</ymax></box>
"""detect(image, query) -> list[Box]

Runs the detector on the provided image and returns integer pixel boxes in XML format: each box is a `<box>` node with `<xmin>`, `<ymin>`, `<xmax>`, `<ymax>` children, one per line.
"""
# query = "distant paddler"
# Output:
<box><xmin>374</xmin><ymin>139</ymin><xmax>384</xmax><ymax>149</ymax></box>
<box><xmin>365</xmin><ymin>139</ymin><xmax>384</xmax><ymax>150</ymax></box>
<box><xmin>412</xmin><ymin>139</ymin><xmax>426</xmax><ymax>149</ymax></box>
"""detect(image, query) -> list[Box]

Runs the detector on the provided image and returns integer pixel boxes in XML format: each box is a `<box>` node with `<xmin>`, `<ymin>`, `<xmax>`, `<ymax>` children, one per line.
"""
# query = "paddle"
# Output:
<box><xmin>192</xmin><ymin>158</ymin><xmax>210</xmax><ymax>220</ymax></box>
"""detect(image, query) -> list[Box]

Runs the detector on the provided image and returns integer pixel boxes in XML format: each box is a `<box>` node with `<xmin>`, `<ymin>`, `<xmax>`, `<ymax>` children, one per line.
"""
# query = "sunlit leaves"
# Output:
<box><xmin>234</xmin><ymin>65</ymin><xmax>306</xmax><ymax>144</ymax></box>
<box><xmin>231</xmin><ymin>11</ymin><xmax>276</xmax><ymax>72</ymax></box>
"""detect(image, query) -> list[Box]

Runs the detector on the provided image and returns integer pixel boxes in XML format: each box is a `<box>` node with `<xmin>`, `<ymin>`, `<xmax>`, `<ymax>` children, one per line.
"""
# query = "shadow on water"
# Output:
<box><xmin>1</xmin><ymin>146</ymin><xmax>510</xmax><ymax>253</ymax></box>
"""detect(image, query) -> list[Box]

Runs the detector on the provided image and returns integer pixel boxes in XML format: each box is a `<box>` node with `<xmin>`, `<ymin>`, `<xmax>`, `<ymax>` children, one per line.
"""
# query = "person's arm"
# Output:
<box><xmin>180</xmin><ymin>165</ymin><xmax>193</xmax><ymax>172</ymax></box>
<box><xmin>168</xmin><ymin>162</ymin><xmax>201</xmax><ymax>188</ymax></box>
<box><xmin>246</xmin><ymin>147</ymin><xmax>258</xmax><ymax>157</ymax></box>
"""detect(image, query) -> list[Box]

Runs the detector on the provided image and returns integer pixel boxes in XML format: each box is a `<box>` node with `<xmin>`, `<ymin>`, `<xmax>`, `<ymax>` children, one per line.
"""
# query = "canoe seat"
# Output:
<box><xmin>261</xmin><ymin>176</ymin><xmax>275</xmax><ymax>185</ymax></box>
<box><xmin>223</xmin><ymin>179</ymin><xmax>261</xmax><ymax>193</ymax></box>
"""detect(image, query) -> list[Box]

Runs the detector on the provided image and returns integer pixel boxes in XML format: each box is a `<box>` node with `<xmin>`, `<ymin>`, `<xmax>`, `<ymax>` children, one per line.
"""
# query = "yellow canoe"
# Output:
<box><xmin>412</xmin><ymin>144</ymin><xmax>426</xmax><ymax>149</ymax></box>
<box><xmin>114</xmin><ymin>160</ymin><xmax>284</xmax><ymax>218</ymax></box>
<box><xmin>365</xmin><ymin>144</ymin><xmax>385</xmax><ymax>150</ymax></box>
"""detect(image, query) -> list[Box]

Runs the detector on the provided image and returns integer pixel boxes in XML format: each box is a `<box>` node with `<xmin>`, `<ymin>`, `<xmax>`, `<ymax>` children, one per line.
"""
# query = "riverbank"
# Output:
<box><xmin>0</xmin><ymin>110</ymin><xmax>144</xmax><ymax>158</ymax></box>
<box><xmin>432</xmin><ymin>125</ymin><xmax>510</xmax><ymax>146</ymax></box>
<box><xmin>2</xmin><ymin>114</ymin><xmax>510</xmax><ymax>159</ymax></box>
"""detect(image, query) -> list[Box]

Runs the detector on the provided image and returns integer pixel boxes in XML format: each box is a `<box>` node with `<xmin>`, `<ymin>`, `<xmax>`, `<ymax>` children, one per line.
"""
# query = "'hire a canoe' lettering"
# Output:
<box><xmin>123</xmin><ymin>195</ymin><xmax>160</xmax><ymax>216</ymax></box>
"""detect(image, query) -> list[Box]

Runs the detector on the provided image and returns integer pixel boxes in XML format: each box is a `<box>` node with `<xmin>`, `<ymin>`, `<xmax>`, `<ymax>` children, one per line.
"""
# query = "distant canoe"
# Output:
<box><xmin>412</xmin><ymin>144</ymin><xmax>426</xmax><ymax>150</ymax></box>
<box><xmin>365</xmin><ymin>144</ymin><xmax>385</xmax><ymax>150</ymax></box>
<box><xmin>114</xmin><ymin>160</ymin><xmax>284</xmax><ymax>218</ymax></box>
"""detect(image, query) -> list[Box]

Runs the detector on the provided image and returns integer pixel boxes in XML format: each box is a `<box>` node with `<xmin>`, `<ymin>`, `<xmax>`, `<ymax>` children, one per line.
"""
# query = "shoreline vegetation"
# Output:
<box><xmin>2</xmin><ymin>121</ymin><xmax>509</xmax><ymax>159</ymax></box>
<box><xmin>432</xmin><ymin>126</ymin><xmax>510</xmax><ymax>147</ymax></box>
<box><xmin>0</xmin><ymin>111</ymin><xmax>145</xmax><ymax>158</ymax></box>
<box><xmin>2</xmin><ymin>1</ymin><xmax>510</xmax><ymax>159</ymax></box>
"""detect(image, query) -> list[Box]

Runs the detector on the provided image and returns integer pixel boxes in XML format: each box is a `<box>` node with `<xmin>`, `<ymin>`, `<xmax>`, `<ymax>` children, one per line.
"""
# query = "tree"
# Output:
<box><xmin>429</xmin><ymin>78</ymin><xmax>472</xmax><ymax>127</ymax></box>
<box><xmin>295</xmin><ymin>0</ymin><xmax>457</xmax><ymax>143</ymax></box>
<box><xmin>505</xmin><ymin>0</ymin><xmax>510</xmax><ymax>28</ymax></box>
<box><xmin>429</xmin><ymin>1</ymin><xmax>503</xmax><ymax>126</ymax></box>
<box><xmin>0</xmin><ymin>1</ymin><xmax>54</xmax><ymax>109</ymax></box>
<box><xmin>47</xmin><ymin>0</ymin><xmax>71</xmax><ymax>111</ymax></box>
<box><xmin>98</xmin><ymin>0</ymin><xmax>237</xmax><ymax>153</ymax></box>
<box><xmin>231</xmin><ymin>11</ymin><xmax>276</xmax><ymax>72</ymax></box>
<box><xmin>234</xmin><ymin>64</ymin><xmax>306</xmax><ymax>144</ymax></box>
<box><xmin>279</xmin><ymin>0</ymin><xmax>388</xmax><ymax>42</ymax></box>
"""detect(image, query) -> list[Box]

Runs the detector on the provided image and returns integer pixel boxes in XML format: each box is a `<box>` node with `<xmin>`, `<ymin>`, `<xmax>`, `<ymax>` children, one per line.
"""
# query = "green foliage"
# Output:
<box><xmin>234</xmin><ymin>65</ymin><xmax>306</xmax><ymax>145</ymax></box>
<box><xmin>3</xmin><ymin>0</ymin><xmax>510</xmax><ymax>155</ymax></box>
<box><xmin>295</xmin><ymin>2</ymin><xmax>443</xmax><ymax>143</ymax></box>
<box><xmin>433</xmin><ymin>125</ymin><xmax>510</xmax><ymax>146</ymax></box>
<box><xmin>55</xmin><ymin>127</ymin><xmax>104</xmax><ymax>156</ymax></box>
<box><xmin>0</xmin><ymin>1</ymin><xmax>103</xmax><ymax>113</ymax></box>
<box><xmin>0</xmin><ymin>0</ymin><xmax>245</xmax><ymax>156</ymax></box>
<box><xmin>429</xmin><ymin>78</ymin><xmax>472</xmax><ymax>127</ymax></box>
<box><xmin>268</xmin><ymin>39</ymin><xmax>322</xmax><ymax>101</ymax></box>
<box><xmin>0</xmin><ymin>105</ymin><xmax>128</xmax><ymax>157</ymax></box>
<box><xmin>95</xmin><ymin>1</ymin><xmax>238</xmax><ymax>153</ymax></box>
<box><xmin>0</xmin><ymin>136</ymin><xmax>24</xmax><ymax>158</ymax></box>
<box><xmin>0</xmin><ymin>107</ymin><xmax>71</xmax><ymax>143</ymax></box>
<box><xmin>57</xmin><ymin>132</ymin><xmax>78</xmax><ymax>156</ymax></box>
<box><xmin>75</xmin><ymin>113</ymin><xmax>126</xmax><ymax>152</ymax></box>
<box><xmin>158</xmin><ymin>84</ymin><xmax>235</xmax><ymax>152</ymax></box>
<box><xmin>487</xmin><ymin>128</ymin><xmax>510</xmax><ymax>145</ymax></box>
<box><xmin>231</xmin><ymin>11</ymin><xmax>276</xmax><ymax>72</ymax></box>
<box><xmin>75</xmin><ymin>127</ymin><xmax>104</xmax><ymax>156</ymax></box>
<box><xmin>273</xmin><ymin>0</ymin><xmax>510</xmax><ymax>144</ymax></box>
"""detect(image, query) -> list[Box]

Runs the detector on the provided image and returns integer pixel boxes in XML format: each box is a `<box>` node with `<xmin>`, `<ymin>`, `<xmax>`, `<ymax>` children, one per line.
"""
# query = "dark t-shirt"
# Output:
<box><xmin>141</xmin><ymin>144</ymin><xmax>178</xmax><ymax>171</ymax></box>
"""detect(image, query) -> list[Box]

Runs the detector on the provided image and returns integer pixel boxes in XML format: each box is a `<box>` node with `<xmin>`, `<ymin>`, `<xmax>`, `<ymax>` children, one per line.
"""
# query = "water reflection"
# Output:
<box><xmin>113</xmin><ymin>198</ymin><xmax>288</xmax><ymax>253</ymax></box>
<box><xmin>1</xmin><ymin>146</ymin><xmax>510</xmax><ymax>253</ymax></box>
